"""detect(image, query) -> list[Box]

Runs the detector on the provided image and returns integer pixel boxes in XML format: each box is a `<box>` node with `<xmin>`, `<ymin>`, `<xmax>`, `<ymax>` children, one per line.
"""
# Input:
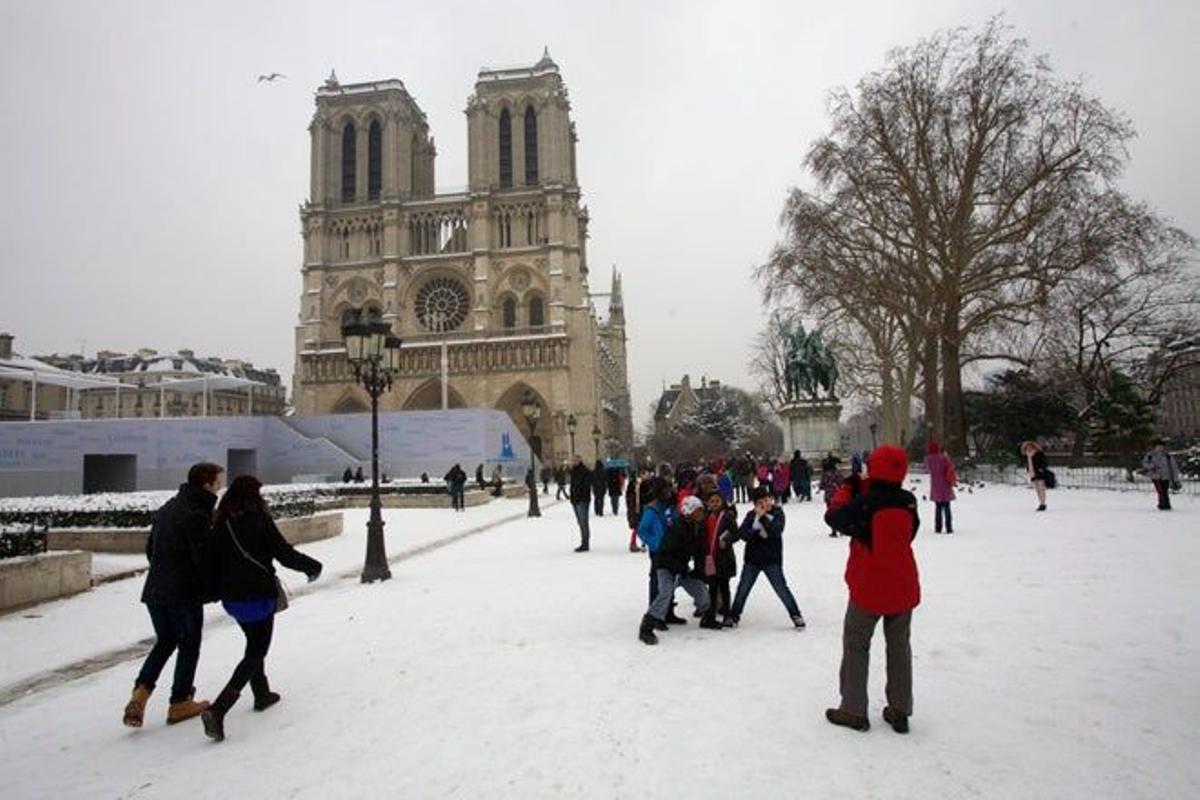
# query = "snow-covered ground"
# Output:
<box><xmin>0</xmin><ymin>499</ymin><xmax>535</xmax><ymax>690</ymax></box>
<box><xmin>0</xmin><ymin>481</ymin><xmax>1197</xmax><ymax>798</ymax></box>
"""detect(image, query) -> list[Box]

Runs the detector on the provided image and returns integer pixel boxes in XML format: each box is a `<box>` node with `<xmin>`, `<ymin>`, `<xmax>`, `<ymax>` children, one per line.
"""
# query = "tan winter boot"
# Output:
<box><xmin>166</xmin><ymin>690</ymin><xmax>210</xmax><ymax>725</ymax></box>
<box><xmin>122</xmin><ymin>684</ymin><xmax>152</xmax><ymax>728</ymax></box>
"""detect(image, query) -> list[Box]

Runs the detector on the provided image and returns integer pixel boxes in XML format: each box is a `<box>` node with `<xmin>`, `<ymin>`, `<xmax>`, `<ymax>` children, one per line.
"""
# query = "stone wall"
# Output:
<box><xmin>0</xmin><ymin>551</ymin><xmax>92</xmax><ymax>612</ymax></box>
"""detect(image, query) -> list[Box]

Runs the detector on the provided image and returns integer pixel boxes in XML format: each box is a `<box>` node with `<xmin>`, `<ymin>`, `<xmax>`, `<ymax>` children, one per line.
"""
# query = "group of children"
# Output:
<box><xmin>627</xmin><ymin>447</ymin><xmax>923</xmax><ymax>736</ymax></box>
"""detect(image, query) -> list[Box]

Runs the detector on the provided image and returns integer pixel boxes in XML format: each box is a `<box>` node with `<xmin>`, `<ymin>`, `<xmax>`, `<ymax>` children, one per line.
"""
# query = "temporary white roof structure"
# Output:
<box><xmin>0</xmin><ymin>362</ymin><xmax>268</xmax><ymax>420</ymax></box>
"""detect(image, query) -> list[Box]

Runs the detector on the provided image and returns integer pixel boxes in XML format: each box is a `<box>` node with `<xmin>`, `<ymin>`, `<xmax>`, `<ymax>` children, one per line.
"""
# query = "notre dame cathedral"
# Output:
<box><xmin>292</xmin><ymin>50</ymin><xmax>633</xmax><ymax>462</ymax></box>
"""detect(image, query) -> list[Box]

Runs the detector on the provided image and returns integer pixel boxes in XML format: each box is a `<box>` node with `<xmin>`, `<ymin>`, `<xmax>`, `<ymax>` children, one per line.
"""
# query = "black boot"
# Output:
<box><xmin>201</xmin><ymin>688</ymin><xmax>240</xmax><ymax>742</ymax></box>
<box><xmin>699</xmin><ymin>608</ymin><xmax>724</xmax><ymax>630</ymax></box>
<box><xmin>665</xmin><ymin>603</ymin><xmax>688</xmax><ymax>626</ymax></box>
<box><xmin>251</xmin><ymin>675</ymin><xmax>281</xmax><ymax>712</ymax></box>
<box><xmin>638</xmin><ymin>615</ymin><xmax>659</xmax><ymax>645</ymax></box>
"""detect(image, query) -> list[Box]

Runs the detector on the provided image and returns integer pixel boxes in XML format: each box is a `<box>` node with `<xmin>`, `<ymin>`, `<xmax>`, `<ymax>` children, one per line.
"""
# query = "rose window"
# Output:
<box><xmin>415</xmin><ymin>277</ymin><xmax>470</xmax><ymax>332</ymax></box>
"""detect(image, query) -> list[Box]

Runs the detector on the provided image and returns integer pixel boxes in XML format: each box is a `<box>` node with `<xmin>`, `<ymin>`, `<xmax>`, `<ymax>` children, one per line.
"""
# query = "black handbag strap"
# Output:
<box><xmin>225</xmin><ymin>519</ymin><xmax>273</xmax><ymax>577</ymax></box>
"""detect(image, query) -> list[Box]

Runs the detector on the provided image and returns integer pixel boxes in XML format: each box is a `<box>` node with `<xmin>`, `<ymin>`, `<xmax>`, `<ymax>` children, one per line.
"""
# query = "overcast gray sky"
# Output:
<box><xmin>2</xmin><ymin>0</ymin><xmax>1196</xmax><ymax>428</ymax></box>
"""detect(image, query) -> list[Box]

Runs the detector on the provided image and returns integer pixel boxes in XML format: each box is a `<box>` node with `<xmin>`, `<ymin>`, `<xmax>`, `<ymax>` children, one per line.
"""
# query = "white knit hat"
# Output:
<box><xmin>680</xmin><ymin>496</ymin><xmax>705</xmax><ymax>515</ymax></box>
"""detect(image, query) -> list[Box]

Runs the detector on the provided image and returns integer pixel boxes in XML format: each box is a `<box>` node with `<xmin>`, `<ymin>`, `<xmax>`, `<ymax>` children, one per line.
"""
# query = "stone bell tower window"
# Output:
<box><xmin>524</xmin><ymin>106</ymin><xmax>538</xmax><ymax>185</ymax></box>
<box><xmin>341</xmin><ymin>122</ymin><xmax>357</xmax><ymax>202</ymax></box>
<box><xmin>367</xmin><ymin>120</ymin><xmax>382</xmax><ymax>200</ymax></box>
<box><xmin>499</xmin><ymin>108</ymin><xmax>513</xmax><ymax>188</ymax></box>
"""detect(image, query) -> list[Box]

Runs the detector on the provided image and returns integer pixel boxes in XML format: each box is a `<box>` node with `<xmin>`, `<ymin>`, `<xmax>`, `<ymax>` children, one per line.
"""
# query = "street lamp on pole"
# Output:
<box><xmin>521</xmin><ymin>390</ymin><xmax>541</xmax><ymax>518</ymax></box>
<box><xmin>341</xmin><ymin>308</ymin><xmax>403</xmax><ymax>584</ymax></box>
<box><xmin>567</xmin><ymin>413</ymin><xmax>577</xmax><ymax>457</ymax></box>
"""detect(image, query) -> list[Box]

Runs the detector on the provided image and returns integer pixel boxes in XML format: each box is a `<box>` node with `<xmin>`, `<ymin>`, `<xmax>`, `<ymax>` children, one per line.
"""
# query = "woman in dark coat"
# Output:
<box><xmin>200</xmin><ymin>476</ymin><xmax>323</xmax><ymax>742</ymax></box>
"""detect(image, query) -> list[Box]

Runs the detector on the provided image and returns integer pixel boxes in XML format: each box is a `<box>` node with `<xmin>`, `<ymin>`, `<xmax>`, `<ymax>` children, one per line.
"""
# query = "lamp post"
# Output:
<box><xmin>591</xmin><ymin>424</ymin><xmax>602</xmax><ymax>462</ymax></box>
<box><xmin>567</xmin><ymin>413</ymin><xmax>577</xmax><ymax>457</ymax></box>
<box><xmin>341</xmin><ymin>309</ymin><xmax>404</xmax><ymax>584</ymax></box>
<box><xmin>869</xmin><ymin>422</ymin><xmax>878</xmax><ymax>449</ymax></box>
<box><xmin>521</xmin><ymin>390</ymin><xmax>541</xmax><ymax>518</ymax></box>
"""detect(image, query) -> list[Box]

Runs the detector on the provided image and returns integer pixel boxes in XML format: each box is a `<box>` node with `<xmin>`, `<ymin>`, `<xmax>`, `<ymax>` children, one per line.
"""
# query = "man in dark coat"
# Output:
<box><xmin>824</xmin><ymin>444</ymin><xmax>921</xmax><ymax>734</ymax></box>
<box><xmin>123</xmin><ymin>462</ymin><xmax>225</xmax><ymax>728</ymax></box>
<box><xmin>591</xmin><ymin>459</ymin><xmax>607</xmax><ymax>516</ymax></box>
<box><xmin>569</xmin><ymin>455</ymin><xmax>593</xmax><ymax>552</ymax></box>
<box><xmin>443</xmin><ymin>463</ymin><xmax>467</xmax><ymax>512</ymax></box>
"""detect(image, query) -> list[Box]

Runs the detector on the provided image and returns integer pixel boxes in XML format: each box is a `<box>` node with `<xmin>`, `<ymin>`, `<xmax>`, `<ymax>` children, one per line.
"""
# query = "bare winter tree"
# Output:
<box><xmin>760</xmin><ymin>17</ymin><xmax>1142</xmax><ymax>455</ymax></box>
<box><xmin>1031</xmin><ymin>200</ymin><xmax>1198</xmax><ymax>457</ymax></box>
<box><xmin>749</xmin><ymin>316</ymin><xmax>794</xmax><ymax>413</ymax></box>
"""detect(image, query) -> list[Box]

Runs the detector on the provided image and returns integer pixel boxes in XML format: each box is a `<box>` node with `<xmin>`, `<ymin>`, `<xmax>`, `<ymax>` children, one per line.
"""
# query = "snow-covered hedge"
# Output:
<box><xmin>1178</xmin><ymin>447</ymin><xmax>1200</xmax><ymax>479</ymax></box>
<box><xmin>0</xmin><ymin>482</ymin><xmax>451</xmax><ymax>529</ymax></box>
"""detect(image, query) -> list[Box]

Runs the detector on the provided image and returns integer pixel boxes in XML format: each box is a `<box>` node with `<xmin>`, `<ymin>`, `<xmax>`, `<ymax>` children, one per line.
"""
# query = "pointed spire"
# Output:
<box><xmin>536</xmin><ymin>47</ymin><xmax>557</xmax><ymax>70</ymax></box>
<box><xmin>325</xmin><ymin>69</ymin><xmax>340</xmax><ymax>88</ymax></box>
<box><xmin>610</xmin><ymin>266</ymin><xmax>623</xmax><ymax>309</ymax></box>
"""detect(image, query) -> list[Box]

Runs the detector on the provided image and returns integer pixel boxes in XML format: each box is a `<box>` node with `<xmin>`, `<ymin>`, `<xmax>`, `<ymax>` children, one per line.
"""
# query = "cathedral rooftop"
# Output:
<box><xmin>316</xmin><ymin>76</ymin><xmax>409</xmax><ymax>98</ymax></box>
<box><xmin>477</xmin><ymin>48</ymin><xmax>559</xmax><ymax>83</ymax></box>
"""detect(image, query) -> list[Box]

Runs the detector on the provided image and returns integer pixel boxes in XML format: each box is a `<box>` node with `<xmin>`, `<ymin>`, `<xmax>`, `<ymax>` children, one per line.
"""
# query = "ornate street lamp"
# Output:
<box><xmin>591</xmin><ymin>424</ymin><xmax>602</xmax><ymax>462</ymax></box>
<box><xmin>521</xmin><ymin>390</ymin><xmax>541</xmax><ymax>518</ymax></box>
<box><xmin>341</xmin><ymin>309</ymin><xmax>403</xmax><ymax>583</ymax></box>
<box><xmin>566</xmin><ymin>413</ymin><xmax>577</xmax><ymax>457</ymax></box>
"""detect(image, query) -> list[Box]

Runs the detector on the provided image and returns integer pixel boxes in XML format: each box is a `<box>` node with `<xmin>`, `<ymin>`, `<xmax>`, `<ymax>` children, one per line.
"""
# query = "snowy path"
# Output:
<box><xmin>0</xmin><ymin>498</ymin><xmax>544</xmax><ymax>694</ymax></box>
<box><xmin>0</xmin><ymin>482</ymin><xmax>1197</xmax><ymax>798</ymax></box>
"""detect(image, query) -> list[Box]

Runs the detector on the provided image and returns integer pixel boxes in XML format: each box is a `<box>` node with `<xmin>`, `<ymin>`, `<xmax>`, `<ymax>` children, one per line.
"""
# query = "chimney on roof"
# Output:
<box><xmin>0</xmin><ymin>333</ymin><xmax>12</xmax><ymax>360</ymax></box>
<box><xmin>136</xmin><ymin>348</ymin><xmax>158</xmax><ymax>359</ymax></box>
<box><xmin>178</xmin><ymin>349</ymin><xmax>194</xmax><ymax>359</ymax></box>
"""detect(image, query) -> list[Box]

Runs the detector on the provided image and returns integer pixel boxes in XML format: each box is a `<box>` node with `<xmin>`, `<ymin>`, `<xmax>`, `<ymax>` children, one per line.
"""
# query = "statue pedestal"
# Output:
<box><xmin>779</xmin><ymin>399</ymin><xmax>842</xmax><ymax>459</ymax></box>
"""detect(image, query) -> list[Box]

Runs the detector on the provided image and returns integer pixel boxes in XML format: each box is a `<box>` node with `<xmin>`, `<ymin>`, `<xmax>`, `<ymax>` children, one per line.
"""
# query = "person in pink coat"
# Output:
<box><xmin>923</xmin><ymin>441</ymin><xmax>956</xmax><ymax>534</ymax></box>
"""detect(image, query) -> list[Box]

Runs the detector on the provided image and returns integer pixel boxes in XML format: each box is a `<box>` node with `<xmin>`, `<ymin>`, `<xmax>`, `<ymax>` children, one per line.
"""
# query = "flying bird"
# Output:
<box><xmin>257</xmin><ymin>73</ymin><xmax>287</xmax><ymax>83</ymax></box>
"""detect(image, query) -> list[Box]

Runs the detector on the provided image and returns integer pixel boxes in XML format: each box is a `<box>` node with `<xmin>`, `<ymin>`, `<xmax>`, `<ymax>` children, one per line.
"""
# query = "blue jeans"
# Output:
<box><xmin>572</xmin><ymin>502</ymin><xmax>591</xmax><ymax>547</ymax></box>
<box><xmin>136</xmin><ymin>603</ymin><xmax>204</xmax><ymax>703</ymax></box>
<box><xmin>730</xmin><ymin>562</ymin><xmax>802</xmax><ymax>619</ymax></box>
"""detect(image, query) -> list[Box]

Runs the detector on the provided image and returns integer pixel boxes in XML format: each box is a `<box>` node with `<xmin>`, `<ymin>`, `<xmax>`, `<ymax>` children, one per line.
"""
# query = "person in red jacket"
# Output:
<box><xmin>823</xmin><ymin>444</ymin><xmax>921</xmax><ymax>734</ymax></box>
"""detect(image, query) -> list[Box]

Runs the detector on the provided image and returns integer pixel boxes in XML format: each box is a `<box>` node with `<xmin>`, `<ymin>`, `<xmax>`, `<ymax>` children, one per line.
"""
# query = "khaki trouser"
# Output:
<box><xmin>838</xmin><ymin>601</ymin><xmax>913</xmax><ymax>717</ymax></box>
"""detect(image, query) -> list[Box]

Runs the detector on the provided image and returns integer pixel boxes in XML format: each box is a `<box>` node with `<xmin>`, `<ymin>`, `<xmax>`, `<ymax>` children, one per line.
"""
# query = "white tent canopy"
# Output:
<box><xmin>0</xmin><ymin>363</ymin><xmax>268</xmax><ymax>420</ymax></box>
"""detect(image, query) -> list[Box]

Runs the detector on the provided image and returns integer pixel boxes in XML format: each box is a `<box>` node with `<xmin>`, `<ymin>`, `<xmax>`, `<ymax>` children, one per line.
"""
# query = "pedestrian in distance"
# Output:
<box><xmin>540</xmin><ymin>463</ymin><xmax>554</xmax><ymax>495</ymax></box>
<box><xmin>773</xmin><ymin>460</ymin><xmax>792</xmax><ymax>504</ymax></box>
<box><xmin>554</xmin><ymin>463</ymin><xmax>568</xmax><ymax>500</ymax></box>
<box><xmin>490</xmin><ymin>464</ymin><xmax>504</xmax><ymax>498</ymax></box>
<box><xmin>820</xmin><ymin>455</ymin><xmax>845</xmax><ymax>536</ymax></box>
<box><xmin>726</xmin><ymin>486</ymin><xmax>806</xmax><ymax>630</ymax></box>
<box><xmin>625</xmin><ymin>470</ymin><xmax>644</xmax><ymax>552</ymax></box>
<box><xmin>606</xmin><ymin>466</ymin><xmax>624</xmax><ymax>516</ymax></box>
<box><xmin>923</xmin><ymin>442</ymin><xmax>956</xmax><ymax>533</ymax></box>
<box><xmin>824</xmin><ymin>444</ymin><xmax>921</xmax><ymax>735</ymax></box>
<box><xmin>444</xmin><ymin>463</ymin><xmax>467</xmax><ymax>512</ymax></box>
<box><xmin>570</xmin><ymin>455</ymin><xmax>593</xmax><ymax>552</ymax></box>
<box><xmin>475</xmin><ymin>463</ymin><xmax>486</xmax><ymax>492</ymax></box>
<box><xmin>353</xmin><ymin>466</ymin><xmax>365</xmax><ymax>483</ymax></box>
<box><xmin>123</xmin><ymin>462</ymin><xmax>225</xmax><ymax>729</ymax></box>
<box><xmin>592</xmin><ymin>459</ymin><xmax>608</xmax><ymax>516</ymax></box>
<box><xmin>791</xmin><ymin>451</ymin><xmax>812</xmax><ymax>502</ymax></box>
<box><xmin>1020</xmin><ymin>441</ymin><xmax>1052</xmax><ymax>511</ymax></box>
<box><xmin>200</xmin><ymin>476</ymin><xmax>323</xmax><ymax>742</ymax></box>
<box><xmin>1141</xmin><ymin>438</ymin><xmax>1182</xmax><ymax>511</ymax></box>
<box><xmin>638</xmin><ymin>496</ymin><xmax>723</xmax><ymax>645</ymax></box>
<box><xmin>341</xmin><ymin>466</ymin><xmax>353</xmax><ymax>484</ymax></box>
